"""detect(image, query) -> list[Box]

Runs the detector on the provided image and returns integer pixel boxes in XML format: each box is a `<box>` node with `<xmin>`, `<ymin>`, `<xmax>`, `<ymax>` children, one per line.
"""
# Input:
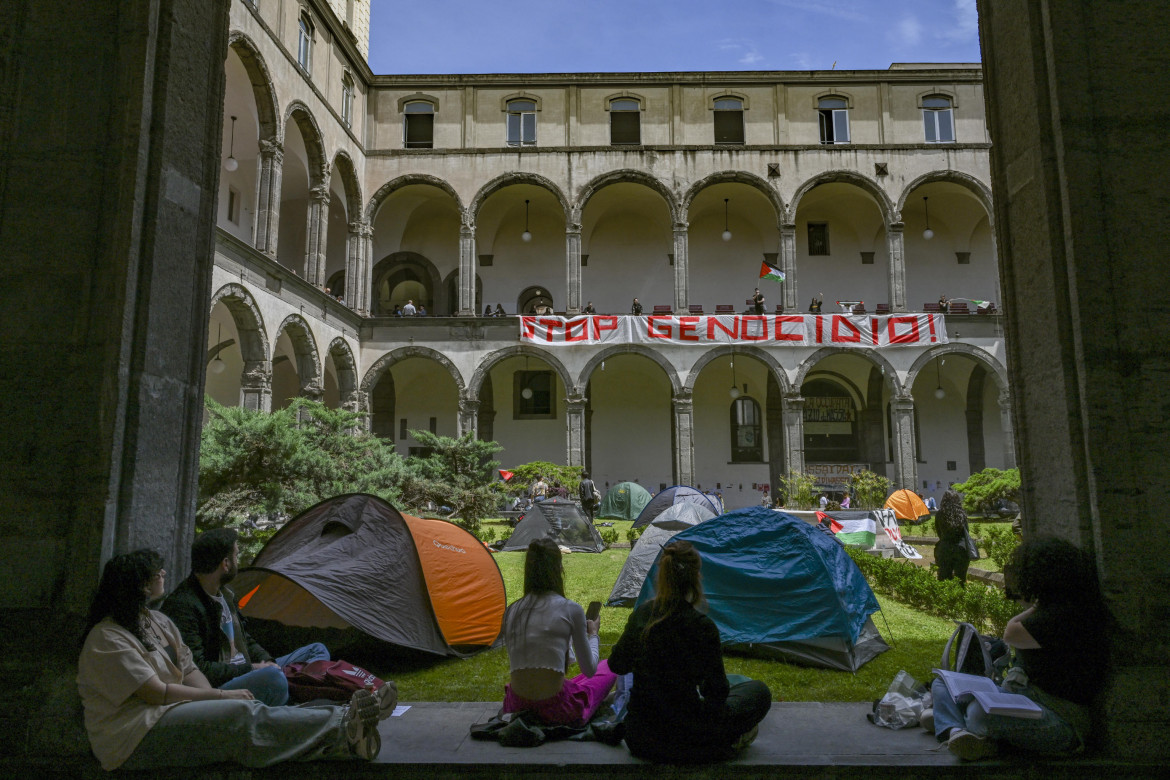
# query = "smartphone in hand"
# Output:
<box><xmin>585</xmin><ymin>601</ymin><xmax>602</xmax><ymax>622</ymax></box>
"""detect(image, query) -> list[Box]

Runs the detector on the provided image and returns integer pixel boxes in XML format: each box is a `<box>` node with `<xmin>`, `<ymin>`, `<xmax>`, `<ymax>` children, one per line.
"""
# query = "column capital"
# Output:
<box><xmin>240</xmin><ymin>363</ymin><xmax>271</xmax><ymax>389</ymax></box>
<box><xmin>458</xmin><ymin>398</ymin><xmax>481</xmax><ymax>413</ymax></box>
<box><xmin>887</xmin><ymin>221</ymin><xmax>905</xmax><ymax>233</ymax></box>
<box><xmin>301</xmin><ymin>382</ymin><xmax>324</xmax><ymax>400</ymax></box>
<box><xmin>310</xmin><ymin>183</ymin><xmax>331</xmax><ymax>203</ymax></box>
<box><xmin>258</xmin><ymin>138</ymin><xmax>283</xmax><ymax>158</ymax></box>
<box><xmin>565</xmin><ymin>222</ymin><xmax>582</xmax><ymax>235</ymax></box>
<box><xmin>892</xmin><ymin>393</ymin><xmax>915</xmax><ymax>409</ymax></box>
<box><xmin>565</xmin><ymin>393</ymin><xmax>587</xmax><ymax>409</ymax></box>
<box><xmin>348</xmin><ymin>222</ymin><xmax>373</xmax><ymax>238</ymax></box>
<box><xmin>673</xmin><ymin>220</ymin><xmax>689</xmax><ymax>232</ymax></box>
<box><xmin>460</xmin><ymin>223</ymin><xmax>475</xmax><ymax>238</ymax></box>
<box><xmin>780</xmin><ymin>222</ymin><xmax>797</xmax><ymax>233</ymax></box>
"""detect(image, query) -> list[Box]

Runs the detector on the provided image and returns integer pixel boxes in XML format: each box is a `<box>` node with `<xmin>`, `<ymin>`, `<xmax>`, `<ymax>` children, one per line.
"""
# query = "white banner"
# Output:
<box><xmin>874</xmin><ymin>508</ymin><xmax>923</xmax><ymax>559</ymax></box>
<box><xmin>519</xmin><ymin>314</ymin><xmax>947</xmax><ymax>348</ymax></box>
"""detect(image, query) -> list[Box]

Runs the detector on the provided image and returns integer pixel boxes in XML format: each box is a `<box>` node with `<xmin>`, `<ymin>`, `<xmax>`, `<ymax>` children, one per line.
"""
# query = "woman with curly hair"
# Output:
<box><xmin>934</xmin><ymin>489</ymin><xmax>972</xmax><ymax>582</ymax></box>
<box><xmin>928</xmin><ymin>536</ymin><xmax>1111</xmax><ymax>760</ymax></box>
<box><xmin>77</xmin><ymin>550</ymin><xmax>393</xmax><ymax>771</ymax></box>
<box><xmin>609</xmin><ymin>541</ymin><xmax>771</xmax><ymax>762</ymax></box>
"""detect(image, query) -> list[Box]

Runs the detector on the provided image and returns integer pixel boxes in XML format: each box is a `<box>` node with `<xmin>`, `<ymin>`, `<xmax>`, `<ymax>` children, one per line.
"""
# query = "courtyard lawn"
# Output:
<box><xmin>386</xmin><ymin>537</ymin><xmax>957</xmax><ymax>703</ymax></box>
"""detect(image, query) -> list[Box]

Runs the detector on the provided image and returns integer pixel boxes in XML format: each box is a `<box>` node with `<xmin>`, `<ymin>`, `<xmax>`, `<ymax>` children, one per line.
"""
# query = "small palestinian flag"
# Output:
<box><xmin>759</xmin><ymin>261</ymin><xmax>785</xmax><ymax>283</ymax></box>
<box><xmin>817</xmin><ymin>511</ymin><xmax>876</xmax><ymax>548</ymax></box>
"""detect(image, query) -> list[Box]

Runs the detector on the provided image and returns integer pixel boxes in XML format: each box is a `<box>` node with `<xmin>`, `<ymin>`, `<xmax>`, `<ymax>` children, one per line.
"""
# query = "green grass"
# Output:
<box><xmin>384</xmin><ymin>539</ymin><xmax>958</xmax><ymax>703</ymax></box>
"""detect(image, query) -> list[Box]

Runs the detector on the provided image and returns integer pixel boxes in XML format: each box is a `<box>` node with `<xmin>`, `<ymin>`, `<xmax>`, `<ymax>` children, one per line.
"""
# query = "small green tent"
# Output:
<box><xmin>597</xmin><ymin>481</ymin><xmax>652</xmax><ymax>521</ymax></box>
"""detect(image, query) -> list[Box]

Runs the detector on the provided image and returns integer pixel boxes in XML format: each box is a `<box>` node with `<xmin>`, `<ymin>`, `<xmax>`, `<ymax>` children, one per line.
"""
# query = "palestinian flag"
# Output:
<box><xmin>817</xmin><ymin>511</ymin><xmax>876</xmax><ymax>548</ymax></box>
<box><xmin>759</xmin><ymin>261</ymin><xmax>785</xmax><ymax>283</ymax></box>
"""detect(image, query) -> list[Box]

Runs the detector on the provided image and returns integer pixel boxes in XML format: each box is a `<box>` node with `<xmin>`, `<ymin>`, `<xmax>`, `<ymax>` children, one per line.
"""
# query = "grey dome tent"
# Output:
<box><xmin>500</xmin><ymin>499</ymin><xmax>605</xmax><ymax>553</ymax></box>
<box><xmin>632</xmin><ymin>485</ymin><xmax>722</xmax><ymax>529</ymax></box>
<box><xmin>635</xmin><ymin>506</ymin><xmax>890</xmax><ymax>672</ymax></box>
<box><xmin>596</xmin><ymin>481</ymin><xmax>652</xmax><ymax>521</ymax></box>
<box><xmin>607</xmin><ymin>501</ymin><xmax>715</xmax><ymax>605</ymax></box>
<box><xmin>231</xmin><ymin>494</ymin><xmax>506</xmax><ymax>657</ymax></box>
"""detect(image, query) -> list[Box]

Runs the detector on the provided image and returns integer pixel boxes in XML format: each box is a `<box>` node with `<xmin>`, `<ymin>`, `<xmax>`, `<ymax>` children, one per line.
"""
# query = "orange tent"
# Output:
<box><xmin>234</xmin><ymin>494</ymin><xmax>505</xmax><ymax>657</ymax></box>
<box><xmin>884</xmin><ymin>489</ymin><xmax>931</xmax><ymax>523</ymax></box>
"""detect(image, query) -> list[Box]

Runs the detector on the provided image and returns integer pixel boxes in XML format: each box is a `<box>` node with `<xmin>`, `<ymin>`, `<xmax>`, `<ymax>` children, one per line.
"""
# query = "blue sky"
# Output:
<box><xmin>367</xmin><ymin>0</ymin><xmax>980</xmax><ymax>75</ymax></box>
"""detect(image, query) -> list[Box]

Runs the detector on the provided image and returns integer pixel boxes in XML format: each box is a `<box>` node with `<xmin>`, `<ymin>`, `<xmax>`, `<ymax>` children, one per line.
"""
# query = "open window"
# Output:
<box><xmin>610</xmin><ymin>98</ymin><xmax>641</xmax><ymax>145</ymax></box>
<box><xmin>818</xmin><ymin>97</ymin><xmax>850</xmax><ymax>144</ymax></box>
<box><xmin>713</xmin><ymin>97</ymin><xmax>745</xmax><ymax>145</ymax></box>
<box><xmin>404</xmin><ymin>100</ymin><xmax>434</xmax><ymax>148</ymax></box>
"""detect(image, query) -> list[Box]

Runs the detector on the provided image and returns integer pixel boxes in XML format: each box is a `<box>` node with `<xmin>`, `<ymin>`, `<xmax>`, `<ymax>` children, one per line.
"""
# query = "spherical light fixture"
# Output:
<box><xmin>521</xmin><ymin>199</ymin><xmax>532</xmax><ymax>242</ymax></box>
<box><xmin>521</xmin><ymin>387</ymin><xmax>534</xmax><ymax>400</ymax></box>
<box><xmin>721</xmin><ymin>198</ymin><xmax>732</xmax><ymax>242</ymax></box>
<box><xmin>210</xmin><ymin>358</ymin><xmax>227</xmax><ymax>374</ymax></box>
<box><xmin>728</xmin><ymin>352</ymin><xmax>740</xmax><ymax>398</ymax></box>
<box><xmin>223</xmin><ymin>115</ymin><xmax>238</xmax><ymax>172</ymax></box>
<box><xmin>933</xmin><ymin>357</ymin><xmax>945</xmax><ymax>399</ymax></box>
<box><xmin>934</xmin><ymin>386</ymin><xmax>946</xmax><ymax>400</ymax></box>
<box><xmin>729</xmin><ymin>385</ymin><xmax>741</xmax><ymax>399</ymax></box>
<box><xmin>922</xmin><ymin>195</ymin><xmax>934</xmax><ymax>240</ymax></box>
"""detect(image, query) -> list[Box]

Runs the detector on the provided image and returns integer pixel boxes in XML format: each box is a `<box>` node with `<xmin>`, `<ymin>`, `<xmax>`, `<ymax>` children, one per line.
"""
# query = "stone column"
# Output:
<box><xmin>671</xmin><ymin>391</ymin><xmax>695</xmax><ymax>486</ymax></box>
<box><xmin>780</xmin><ymin>222</ymin><xmax>798</xmax><ymax>311</ymax></box>
<box><xmin>998</xmin><ymin>388</ymin><xmax>1017</xmax><ymax>469</ymax></box>
<box><xmin>886</xmin><ymin>222</ymin><xmax>907</xmax><ymax>312</ymax></box>
<box><xmin>458</xmin><ymin>398</ymin><xmax>480</xmax><ymax>438</ymax></box>
<box><xmin>254</xmin><ymin>138</ymin><xmax>283</xmax><ymax>257</ymax></box>
<box><xmin>565</xmin><ymin>393</ymin><xmax>586</xmax><ymax>467</ymax></box>
<box><xmin>565</xmin><ymin>220</ymin><xmax>582</xmax><ymax>315</ymax></box>
<box><xmin>782</xmin><ymin>394</ymin><xmax>806</xmax><ymax>477</ymax></box>
<box><xmin>672</xmin><ymin>221</ymin><xmax>689</xmax><ymax>312</ymax></box>
<box><xmin>240</xmin><ymin>365</ymin><xmax>272</xmax><ymax>413</ymax></box>
<box><xmin>458</xmin><ymin>220</ymin><xmax>477</xmax><ymax>316</ymax></box>
<box><xmin>346</xmin><ymin>222</ymin><xmax>372</xmax><ymax>315</ymax></box>
<box><xmin>297</xmin><ymin>381</ymin><xmax>324</xmax><ymax>422</ymax></box>
<box><xmin>342</xmin><ymin>388</ymin><xmax>368</xmax><ymax>424</ymax></box>
<box><xmin>890</xmin><ymin>394</ymin><xmax>918</xmax><ymax>490</ymax></box>
<box><xmin>304</xmin><ymin>183</ymin><xmax>330</xmax><ymax>285</ymax></box>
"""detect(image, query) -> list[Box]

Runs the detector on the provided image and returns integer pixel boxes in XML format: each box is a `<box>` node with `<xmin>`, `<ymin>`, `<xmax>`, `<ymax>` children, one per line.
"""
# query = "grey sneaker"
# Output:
<box><xmin>947</xmin><ymin>729</ymin><xmax>997</xmax><ymax>761</ymax></box>
<box><xmin>344</xmin><ymin>688</ymin><xmax>382</xmax><ymax>761</ymax></box>
<box><xmin>374</xmin><ymin>681</ymin><xmax>398</xmax><ymax>721</ymax></box>
<box><xmin>920</xmin><ymin>708</ymin><xmax>934</xmax><ymax>733</ymax></box>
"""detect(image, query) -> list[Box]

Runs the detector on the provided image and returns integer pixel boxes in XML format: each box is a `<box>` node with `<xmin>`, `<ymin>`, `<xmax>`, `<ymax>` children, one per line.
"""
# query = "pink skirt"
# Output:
<box><xmin>502</xmin><ymin>660</ymin><xmax>617</xmax><ymax>727</ymax></box>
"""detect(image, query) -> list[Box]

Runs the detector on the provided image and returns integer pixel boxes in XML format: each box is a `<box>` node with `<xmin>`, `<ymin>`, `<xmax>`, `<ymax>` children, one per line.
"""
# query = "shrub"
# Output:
<box><xmin>952</xmin><ymin>468</ymin><xmax>1021</xmax><ymax>515</ymax></box>
<box><xmin>626</xmin><ymin>525</ymin><xmax>645</xmax><ymax>544</ymax></box>
<box><xmin>850</xmin><ymin>470</ymin><xmax>892</xmax><ymax>509</ymax></box>
<box><xmin>845</xmin><ymin>547</ymin><xmax>1018</xmax><ymax>634</ymax></box>
<box><xmin>600</xmin><ymin>528</ymin><xmax>619</xmax><ymax>547</ymax></box>
<box><xmin>506</xmin><ymin>461</ymin><xmax>584</xmax><ymax>496</ymax></box>
<box><xmin>779</xmin><ymin>472</ymin><xmax>818</xmax><ymax>509</ymax></box>
<box><xmin>980</xmin><ymin>524</ymin><xmax>1021</xmax><ymax>570</ymax></box>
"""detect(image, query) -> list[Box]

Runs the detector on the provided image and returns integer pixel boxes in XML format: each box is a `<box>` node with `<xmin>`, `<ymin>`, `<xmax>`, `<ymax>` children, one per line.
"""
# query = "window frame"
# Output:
<box><xmin>506</xmin><ymin>99</ymin><xmax>537</xmax><ymax>147</ymax></box>
<box><xmin>712</xmin><ymin>96</ymin><xmax>745</xmax><ymax>145</ymax></box>
<box><xmin>514</xmin><ymin>370</ymin><xmax>556</xmax><ymax>419</ymax></box>
<box><xmin>297</xmin><ymin>13</ymin><xmax>314</xmax><ymax>74</ymax></box>
<box><xmin>808</xmin><ymin>222</ymin><xmax>830</xmax><ymax>256</ymax></box>
<box><xmin>403</xmin><ymin>100</ymin><xmax>435</xmax><ymax>149</ymax></box>
<box><xmin>817</xmin><ymin>97</ymin><xmax>850</xmax><ymax>144</ymax></box>
<box><xmin>730</xmin><ymin>396</ymin><xmax>764</xmax><ymax>462</ymax></box>
<box><xmin>608</xmin><ymin>98</ymin><xmax>641</xmax><ymax>145</ymax></box>
<box><xmin>341</xmin><ymin>74</ymin><xmax>355</xmax><ymax>128</ymax></box>
<box><xmin>922</xmin><ymin>96</ymin><xmax>955</xmax><ymax>143</ymax></box>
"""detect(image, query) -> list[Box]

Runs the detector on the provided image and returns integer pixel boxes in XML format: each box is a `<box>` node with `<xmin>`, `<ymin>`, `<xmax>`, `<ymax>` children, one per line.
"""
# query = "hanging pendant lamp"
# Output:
<box><xmin>721</xmin><ymin>198</ymin><xmax>732</xmax><ymax>242</ymax></box>
<box><xmin>210</xmin><ymin>322</ymin><xmax>226</xmax><ymax>374</ymax></box>
<box><xmin>521</xmin><ymin>199</ymin><xmax>532</xmax><ymax>242</ymax></box>
<box><xmin>922</xmin><ymin>195</ymin><xmax>934</xmax><ymax>240</ymax></box>
<box><xmin>224</xmin><ymin>116</ymin><xmax>239</xmax><ymax>172</ymax></box>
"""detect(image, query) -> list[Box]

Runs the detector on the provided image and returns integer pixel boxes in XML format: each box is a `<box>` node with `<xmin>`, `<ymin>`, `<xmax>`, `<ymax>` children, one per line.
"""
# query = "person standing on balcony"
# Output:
<box><xmin>582</xmin><ymin>301</ymin><xmax>596</xmax><ymax>314</ymax></box>
<box><xmin>402</xmin><ymin>300</ymin><xmax>417</xmax><ymax>316</ymax></box>
<box><xmin>631</xmin><ymin>298</ymin><xmax>643</xmax><ymax>316</ymax></box>
<box><xmin>752</xmin><ymin>288</ymin><xmax>765</xmax><ymax>315</ymax></box>
<box><xmin>809</xmin><ymin>294</ymin><xmax>823</xmax><ymax>314</ymax></box>
<box><xmin>495</xmin><ymin>303</ymin><xmax>507</xmax><ymax>317</ymax></box>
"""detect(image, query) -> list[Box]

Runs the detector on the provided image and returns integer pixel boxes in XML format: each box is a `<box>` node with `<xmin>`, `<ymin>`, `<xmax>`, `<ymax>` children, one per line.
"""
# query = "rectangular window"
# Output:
<box><xmin>227</xmin><ymin>187</ymin><xmax>240</xmax><ymax>225</ymax></box>
<box><xmin>506</xmin><ymin>109</ymin><xmax>536</xmax><ymax>146</ymax></box>
<box><xmin>923</xmin><ymin>108</ymin><xmax>955</xmax><ymax>142</ymax></box>
<box><xmin>429</xmin><ymin>416</ymin><xmax>437</xmax><ymax>434</ymax></box>
<box><xmin>610</xmin><ymin>111</ymin><xmax>640</xmax><ymax>145</ymax></box>
<box><xmin>297</xmin><ymin>17</ymin><xmax>313</xmax><ymax>74</ymax></box>
<box><xmin>399</xmin><ymin>418</ymin><xmax>407</xmax><ymax>440</ymax></box>
<box><xmin>714</xmin><ymin>111</ymin><xmax>744</xmax><ymax>144</ymax></box>
<box><xmin>514</xmin><ymin>370</ymin><xmax>555</xmax><ymax>418</ymax></box>
<box><xmin>819</xmin><ymin>109</ymin><xmax>850</xmax><ymax>144</ymax></box>
<box><xmin>808</xmin><ymin>223</ymin><xmax>830</xmax><ymax>255</ymax></box>
<box><xmin>405</xmin><ymin>113</ymin><xmax>433</xmax><ymax>148</ymax></box>
<box><xmin>341</xmin><ymin>80</ymin><xmax>354</xmax><ymax>128</ymax></box>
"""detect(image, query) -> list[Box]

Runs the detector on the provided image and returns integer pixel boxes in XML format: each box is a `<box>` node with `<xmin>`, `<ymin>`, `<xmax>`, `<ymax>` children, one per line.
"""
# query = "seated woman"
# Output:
<box><xmin>929</xmin><ymin>536</ymin><xmax>1110</xmax><ymax>760</ymax></box>
<box><xmin>609</xmin><ymin>541</ymin><xmax>771</xmax><ymax>763</ymax></box>
<box><xmin>77</xmin><ymin>550</ymin><xmax>396</xmax><ymax>771</ymax></box>
<box><xmin>503</xmin><ymin>539</ymin><xmax>616</xmax><ymax>727</ymax></box>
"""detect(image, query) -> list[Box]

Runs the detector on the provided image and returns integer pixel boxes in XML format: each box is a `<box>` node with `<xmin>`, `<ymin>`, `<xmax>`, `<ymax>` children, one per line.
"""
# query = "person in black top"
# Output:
<box><xmin>609</xmin><ymin>541</ymin><xmax>771</xmax><ymax>763</ymax></box>
<box><xmin>494</xmin><ymin>303</ymin><xmax>506</xmax><ymax>317</ymax></box>
<box><xmin>484</xmin><ymin>305</ymin><xmax>492</xmax><ymax>317</ymax></box>
<box><xmin>752</xmin><ymin>288</ymin><xmax>765</xmax><ymax>315</ymax></box>
<box><xmin>578</xmin><ymin>471</ymin><xmax>598</xmax><ymax>522</ymax></box>
<box><xmin>934</xmin><ymin>489</ymin><xmax>971</xmax><ymax>583</ymax></box>
<box><xmin>808</xmin><ymin>293</ymin><xmax>823</xmax><ymax>314</ymax></box>
<box><xmin>630</xmin><ymin>298</ymin><xmax>643</xmax><ymax>316</ymax></box>
<box><xmin>929</xmin><ymin>537</ymin><xmax>1111</xmax><ymax>760</ymax></box>
<box><xmin>582</xmin><ymin>301</ymin><xmax>596</xmax><ymax>314</ymax></box>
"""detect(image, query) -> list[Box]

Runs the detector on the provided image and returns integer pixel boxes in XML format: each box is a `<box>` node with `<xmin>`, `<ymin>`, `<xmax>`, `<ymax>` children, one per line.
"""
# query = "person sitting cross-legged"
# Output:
<box><xmin>162</xmin><ymin>528</ymin><xmax>330</xmax><ymax>706</ymax></box>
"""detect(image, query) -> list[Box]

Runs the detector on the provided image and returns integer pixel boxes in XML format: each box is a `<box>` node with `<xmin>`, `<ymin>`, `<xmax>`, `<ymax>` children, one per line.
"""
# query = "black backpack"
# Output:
<box><xmin>941</xmin><ymin>621</ymin><xmax>1009</xmax><ymax>683</ymax></box>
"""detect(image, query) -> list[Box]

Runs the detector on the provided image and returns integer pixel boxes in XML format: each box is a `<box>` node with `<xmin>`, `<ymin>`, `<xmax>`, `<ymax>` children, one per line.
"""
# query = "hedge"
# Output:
<box><xmin>847</xmin><ymin>547</ymin><xmax>1018</xmax><ymax>634</ymax></box>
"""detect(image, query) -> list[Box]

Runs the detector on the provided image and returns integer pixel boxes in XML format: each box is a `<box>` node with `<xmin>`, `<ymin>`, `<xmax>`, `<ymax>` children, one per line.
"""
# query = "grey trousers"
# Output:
<box><xmin>121</xmin><ymin>699</ymin><xmax>355</xmax><ymax>769</ymax></box>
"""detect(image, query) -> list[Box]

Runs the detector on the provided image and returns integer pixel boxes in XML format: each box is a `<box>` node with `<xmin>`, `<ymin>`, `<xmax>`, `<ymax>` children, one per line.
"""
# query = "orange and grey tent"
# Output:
<box><xmin>884</xmin><ymin>489</ymin><xmax>931</xmax><ymax>524</ymax></box>
<box><xmin>233</xmin><ymin>494</ymin><xmax>505</xmax><ymax>657</ymax></box>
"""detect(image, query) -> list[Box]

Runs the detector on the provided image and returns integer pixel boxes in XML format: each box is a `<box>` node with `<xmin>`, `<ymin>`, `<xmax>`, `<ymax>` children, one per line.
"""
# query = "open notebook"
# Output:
<box><xmin>933</xmin><ymin>669</ymin><xmax>1043</xmax><ymax>719</ymax></box>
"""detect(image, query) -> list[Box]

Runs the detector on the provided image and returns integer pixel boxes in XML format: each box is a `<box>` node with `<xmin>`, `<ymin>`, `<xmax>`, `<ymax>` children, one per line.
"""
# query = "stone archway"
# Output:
<box><xmin>209</xmin><ymin>283</ymin><xmax>271</xmax><ymax>411</ymax></box>
<box><xmin>371</xmin><ymin>251</ymin><xmax>443</xmax><ymax>315</ymax></box>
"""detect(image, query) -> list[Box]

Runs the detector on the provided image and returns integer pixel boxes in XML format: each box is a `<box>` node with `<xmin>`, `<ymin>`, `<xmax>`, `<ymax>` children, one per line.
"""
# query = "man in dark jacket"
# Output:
<box><xmin>579</xmin><ymin>471</ymin><xmax>599</xmax><ymax>523</ymax></box>
<box><xmin>161</xmin><ymin>527</ymin><xmax>329</xmax><ymax>705</ymax></box>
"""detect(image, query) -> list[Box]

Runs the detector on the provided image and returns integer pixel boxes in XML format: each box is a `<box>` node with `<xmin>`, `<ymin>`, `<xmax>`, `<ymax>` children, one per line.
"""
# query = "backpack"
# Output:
<box><xmin>283</xmin><ymin>659</ymin><xmax>387</xmax><ymax>703</ymax></box>
<box><xmin>941</xmin><ymin>621</ymin><xmax>1009</xmax><ymax>683</ymax></box>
